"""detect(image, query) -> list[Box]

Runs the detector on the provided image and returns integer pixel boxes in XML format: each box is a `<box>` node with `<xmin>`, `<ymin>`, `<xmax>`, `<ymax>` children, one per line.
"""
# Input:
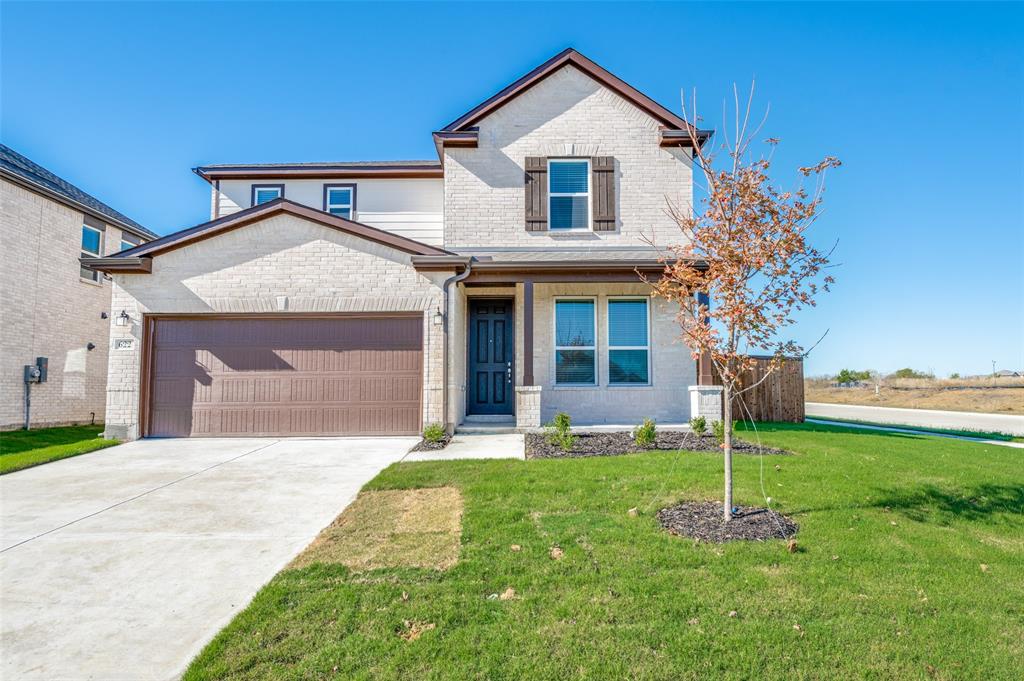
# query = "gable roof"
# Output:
<box><xmin>0</xmin><ymin>144</ymin><xmax>156</xmax><ymax>240</ymax></box>
<box><xmin>86</xmin><ymin>198</ymin><xmax>451</xmax><ymax>273</ymax></box>
<box><xmin>439</xmin><ymin>48</ymin><xmax>711</xmax><ymax>143</ymax></box>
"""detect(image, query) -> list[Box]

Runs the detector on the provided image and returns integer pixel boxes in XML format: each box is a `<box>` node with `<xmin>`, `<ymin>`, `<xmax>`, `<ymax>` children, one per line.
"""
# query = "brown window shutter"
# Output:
<box><xmin>592</xmin><ymin>156</ymin><xmax>616</xmax><ymax>231</ymax></box>
<box><xmin>524</xmin><ymin>156</ymin><xmax>548</xmax><ymax>232</ymax></box>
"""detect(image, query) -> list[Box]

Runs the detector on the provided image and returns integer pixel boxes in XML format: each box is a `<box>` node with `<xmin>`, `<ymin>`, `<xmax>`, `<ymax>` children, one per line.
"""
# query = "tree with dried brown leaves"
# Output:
<box><xmin>649</xmin><ymin>83</ymin><xmax>840</xmax><ymax>521</ymax></box>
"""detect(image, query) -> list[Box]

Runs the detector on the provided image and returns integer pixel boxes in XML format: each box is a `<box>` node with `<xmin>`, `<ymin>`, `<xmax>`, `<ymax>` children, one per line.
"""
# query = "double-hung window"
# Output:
<box><xmin>251</xmin><ymin>184</ymin><xmax>283</xmax><ymax>206</ymax></box>
<box><xmin>324</xmin><ymin>185</ymin><xmax>355</xmax><ymax>219</ymax></box>
<box><xmin>80</xmin><ymin>223</ymin><xmax>103</xmax><ymax>282</ymax></box>
<box><xmin>554</xmin><ymin>299</ymin><xmax>596</xmax><ymax>384</ymax></box>
<box><xmin>608</xmin><ymin>298</ymin><xmax>650</xmax><ymax>384</ymax></box>
<box><xmin>548</xmin><ymin>159</ymin><xmax>590</xmax><ymax>230</ymax></box>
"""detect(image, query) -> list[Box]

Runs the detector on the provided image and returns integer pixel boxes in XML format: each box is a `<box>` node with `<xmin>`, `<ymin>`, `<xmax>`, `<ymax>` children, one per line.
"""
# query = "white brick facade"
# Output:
<box><xmin>104</xmin><ymin>214</ymin><xmax>449</xmax><ymax>440</ymax></box>
<box><xmin>444</xmin><ymin>66</ymin><xmax>693</xmax><ymax>249</ymax></box>
<box><xmin>1</xmin><ymin>179</ymin><xmax>132</xmax><ymax>430</ymax></box>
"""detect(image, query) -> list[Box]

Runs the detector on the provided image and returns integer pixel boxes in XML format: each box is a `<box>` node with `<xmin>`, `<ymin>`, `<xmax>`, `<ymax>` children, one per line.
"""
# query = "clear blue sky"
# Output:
<box><xmin>3</xmin><ymin>2</ymin><xmax>1022</xmax><ymax>378</ymax></box>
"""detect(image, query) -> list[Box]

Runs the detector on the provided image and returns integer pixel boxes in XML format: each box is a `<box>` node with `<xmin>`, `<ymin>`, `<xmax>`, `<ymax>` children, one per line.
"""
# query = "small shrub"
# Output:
<box><xmin>711</xmin><ymin>420</ymin><xmax>725</xmax><ymax>445</ymax></box>
<box><xmin>633</xmin><ymin>418</ymin><xmax>657</xmax><ymax>448</ymax></box>
<box><xmin>889</xmin><ymin>367</ymin><xmax>933</xmax><ymax>380</ymax></box>
<box><xmin>689</xmin><ymin>415</ymin><xmax>707</xmax><ymax>435</ymax></box>
<box><xmin>422</xmin><ymin>423</ymin><xmax>446</xmax><ymax>443</ymax></box>
<box><xmin>545</xmin><ymin>412</ymin><xmax>576</xmax><ymax>452</ymax></box>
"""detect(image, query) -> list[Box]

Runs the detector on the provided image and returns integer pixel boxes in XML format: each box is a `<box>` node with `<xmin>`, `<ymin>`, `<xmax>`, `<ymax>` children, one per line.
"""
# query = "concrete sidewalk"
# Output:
<box><xmin>403</xmin><ymin>433</ymin><xmax>525</xmax><ymax>461</ymax></box>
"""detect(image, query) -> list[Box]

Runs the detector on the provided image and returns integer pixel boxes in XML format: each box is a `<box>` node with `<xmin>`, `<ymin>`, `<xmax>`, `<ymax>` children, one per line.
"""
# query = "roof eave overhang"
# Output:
<box><xmin>193</xmin><ymin>165</ymin><xmax>444</xmax><ymax>183</ymax></box>
<box><xmin>411</xmin><ymin>255</ymin><xmax>473</xmax><ymax>272</ymax></box>
<box><xmin>458</xmin><ymin>257</ymin><xmax>707</xmax><ymax>283</ymax></box>
<box><xmin>659</xmin><ymin>129</ymin><xmax>715</xmax><ymax>149</ymax></box>
<box><xmin>81</xmin><ymin>256</ymin><xmax>153</xmax><ymax>274</ymax></box>
<box><xmin>431</xmin><ymin>130</ymin><xmax>479</xmax><ymax>163</ymax></box>
<box><xmin>1</xmin><ymin>167</ymin><xmax>156</xmax><ymax>241</ymax></box>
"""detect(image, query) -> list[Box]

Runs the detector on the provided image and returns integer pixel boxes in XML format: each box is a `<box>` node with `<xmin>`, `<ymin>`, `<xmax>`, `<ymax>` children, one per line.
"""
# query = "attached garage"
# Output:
<box><xmin>90</xmin><ymin>200</ymin><xmax>456</xmax><ymax>441</ymax></box>
<box><xmin>143</xmin><ymin>315</ymin><xmax>423</xmax><ymax>437</ymax></box>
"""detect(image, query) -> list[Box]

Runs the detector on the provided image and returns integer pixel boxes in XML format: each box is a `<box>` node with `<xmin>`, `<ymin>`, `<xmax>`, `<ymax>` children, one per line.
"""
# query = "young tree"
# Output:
<box><xmin>648</xmin><ymin>84</ymin><xmax>840</xmax><ymax>520</ymax></box>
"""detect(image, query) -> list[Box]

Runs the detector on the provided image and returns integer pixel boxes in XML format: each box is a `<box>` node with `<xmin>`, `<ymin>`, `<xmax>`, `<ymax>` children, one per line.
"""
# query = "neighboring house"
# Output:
<box><xmin>87</xmin><ymin>49</ymin><xmax>719</xmax><ymax>440</ymax></box>
<box><xmin>1</xmin><ymin>144</ymin><xmax>156</xmax><ymax>430</ymax></box>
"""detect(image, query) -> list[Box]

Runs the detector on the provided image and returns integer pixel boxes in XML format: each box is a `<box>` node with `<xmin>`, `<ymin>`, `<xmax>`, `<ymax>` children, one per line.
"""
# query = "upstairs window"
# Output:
<box><xmin>554</xmin><ymin>299</ymin><xmax>596</xmax><ymax>384</ymax></box>
<box><xmin>251</xmin><ymin>184</ymin><xmax>283</xmax><ymax>206</ymax></box>
<box><xmin>80</xmin><ymin>222</ymin><xmax>103</xmax><ymax>282</ymax></box>
<box><xmin>324</xmin><ymin>185</ymin><xmax>355</xmax><ymax>219</ymax></box>
<box><xmin>608</xmin><ymin>299</ymin><xmax>650</xmax><ymax>384</ymax></box>
<box><xmin>120</xmin><ymin>233</ymin><xmax>141</xmax><ymax>252</ymax></box>
<box><xmin>548</xmin><ymin>159</ymin><xmax>590</xmax><ymax>230</ymax></box>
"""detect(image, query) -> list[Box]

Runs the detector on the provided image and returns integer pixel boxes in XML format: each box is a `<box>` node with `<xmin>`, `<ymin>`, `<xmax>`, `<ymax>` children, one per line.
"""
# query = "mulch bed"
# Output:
<box><xmin>525</xmin><ymin>431</ymin><xmax>787</xmax><ymax>459</ymax></box>
<box><xmin>657</xmin><ymin>501</ymin><xmax>798</xmax><ymax>543</ymax></box>
<box><xmin>410</xmin><ymin>435</ymin><xmax>452</xmax><ymax>452</ymax></box>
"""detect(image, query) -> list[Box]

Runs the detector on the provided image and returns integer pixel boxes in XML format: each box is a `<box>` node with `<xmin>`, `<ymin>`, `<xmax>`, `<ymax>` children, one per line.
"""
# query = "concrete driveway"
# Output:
<box><xmin>0</xmin><ymin>436</ymin><xmax>416</xmax><ymax>681</ymax></box>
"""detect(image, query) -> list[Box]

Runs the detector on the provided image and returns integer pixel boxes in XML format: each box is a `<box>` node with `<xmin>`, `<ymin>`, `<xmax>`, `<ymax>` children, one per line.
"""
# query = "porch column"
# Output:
<box><xmin>515</xmin><ymin>279</ymin><xmax>542</xmax><ymax>429</ymax></box>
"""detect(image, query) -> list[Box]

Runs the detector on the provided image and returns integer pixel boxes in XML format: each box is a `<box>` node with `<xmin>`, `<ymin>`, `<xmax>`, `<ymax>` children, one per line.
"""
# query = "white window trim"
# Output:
<box><xmin>606</xmin><ymin>297</ymin><xmax>652</xmax><ymax>386</ymax></box>
<box><xmin>548</xmin><ymin>158</ymin><xmax>591</xmax><ymax>231</ymax></box>
<box><xmin>326</xmin><ymin>186</ymin><xmax>354</xmax><ymax>218</ymax></box>
<box><xmin>553</xmin><ymin>296</ymin><xmax>598</xmax><ymax>386</ymax></box>
<box><xmin>80</xmin><ymin>223</ymin><xmax>103</xmax><ymax>283</ymax></box>
<box><xmin>252</xmin><ymin>185</ymin><xmax>282</xmax><ymax>205</ymax></box>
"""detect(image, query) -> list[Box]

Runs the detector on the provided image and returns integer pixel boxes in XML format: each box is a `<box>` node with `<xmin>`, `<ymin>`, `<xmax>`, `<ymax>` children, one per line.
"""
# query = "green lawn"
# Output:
<box><xmin>186</xmin><ymin>423</ymin><xmax>1024</xmax><ymax>680</ymax></box>
<box><xmin>0</xmin><ymin>425</ymin><xmax>119</xmax><ymax>475</ymax></box>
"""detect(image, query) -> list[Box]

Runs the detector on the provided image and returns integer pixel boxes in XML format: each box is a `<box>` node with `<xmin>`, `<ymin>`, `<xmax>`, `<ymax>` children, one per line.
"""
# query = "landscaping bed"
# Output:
<box><xmin>525</xmin><ymin>431</ymin><xmax>787</xmax><ymax>459</ymax></box>
<box><xmin>657</xmin><ymin>501</ymin><xmax>798</xmax><ymax>542</ymax></box>
<box><xmin>410</xmin><ymin>434</ymin><xmax>452</xmax><ymax>452</ymax></box>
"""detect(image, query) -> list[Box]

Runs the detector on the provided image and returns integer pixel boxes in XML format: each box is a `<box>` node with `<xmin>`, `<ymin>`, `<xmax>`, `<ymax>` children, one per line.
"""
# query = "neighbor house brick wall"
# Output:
<box><xmin>444</xmin><ymin>66</ymin><xmax>693</xmax><ymax>249</ymax></box>
<box><xmin>104</xmin><ymin>213</ymin><xmax>451</xmax><ymax>440</ymax></box>
<box><xmin>1</xmin><ymin>179</ymin><xmax>127</xmax><ymax>429</ymax></box>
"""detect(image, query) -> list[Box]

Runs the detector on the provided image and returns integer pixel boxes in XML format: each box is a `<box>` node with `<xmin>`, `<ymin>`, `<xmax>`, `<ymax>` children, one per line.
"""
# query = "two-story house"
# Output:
<box><xmin>87</xmin><ymin>49</ymin><xmax>718</xmax><ymax>440</ymax></box>
<box><xmin>1</xmin><ymin>144</ymin><xmax>156</xmax><ymax>430</ymax></box>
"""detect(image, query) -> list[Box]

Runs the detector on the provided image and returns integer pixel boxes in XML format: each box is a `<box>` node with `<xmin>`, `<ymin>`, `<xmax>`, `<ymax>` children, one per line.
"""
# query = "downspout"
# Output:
<box><xmin>441</xmin><ymin>261</ymin><xmax>472</xmax><ymax>433</ymax></box>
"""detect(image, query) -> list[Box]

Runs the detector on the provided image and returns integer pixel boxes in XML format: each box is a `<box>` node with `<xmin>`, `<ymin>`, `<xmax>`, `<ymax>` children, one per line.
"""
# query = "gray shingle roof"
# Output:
<box><xmin>0</xmin><ymin>144</ymin><xmax>155</xmax><ymax>239</ymax></box>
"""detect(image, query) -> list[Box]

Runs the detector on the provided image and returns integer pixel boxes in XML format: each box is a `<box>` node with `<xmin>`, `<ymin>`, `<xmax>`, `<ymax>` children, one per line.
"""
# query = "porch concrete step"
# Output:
<box><xmin>454</xmin><ymin>425</ymin><xmax>521</xmax><ymax>434</ymax></box>
<box><xmin>462</xmin><ymin>415</ymin><xmax>516</xmax><ymax>424</ymax></box>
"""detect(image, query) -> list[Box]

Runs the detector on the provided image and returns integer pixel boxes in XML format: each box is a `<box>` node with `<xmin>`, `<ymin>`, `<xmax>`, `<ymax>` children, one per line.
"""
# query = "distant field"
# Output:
<box><xmin>805</xmin><ymin>376</ymin><xmax>1024</xmax><ymax>415</ymax></box>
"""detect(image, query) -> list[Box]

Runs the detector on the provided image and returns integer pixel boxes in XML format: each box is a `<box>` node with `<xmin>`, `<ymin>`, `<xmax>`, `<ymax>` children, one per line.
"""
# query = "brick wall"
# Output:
<box><xmin>532</xmin><ymin>283</ymin><xmax>695</xmax><ymax>425</ymax></box>
<box><xmin>1</xmin><ymin>179</ymin><xmax>129</xmax><ymax>429</ymax></box>
<box><xmin>444</xmin><ymin>66</ymin><xmax>693</xmax><ymax>249</ymax></box>
<box><xmin>105</xmin><ymin>213</ymin><xmax>450</xmax><ymax>440</ymax></box>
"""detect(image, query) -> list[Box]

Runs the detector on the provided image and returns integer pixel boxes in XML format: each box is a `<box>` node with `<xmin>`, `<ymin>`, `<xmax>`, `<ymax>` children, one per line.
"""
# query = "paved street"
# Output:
<box><xmin>805</xmin><ymin>402</ymin><xmax>1024</xmax><ymax>436</ymax></box>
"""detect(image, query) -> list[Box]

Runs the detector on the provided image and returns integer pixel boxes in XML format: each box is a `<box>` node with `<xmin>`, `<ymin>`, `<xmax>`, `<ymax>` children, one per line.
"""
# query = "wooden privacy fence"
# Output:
<box><xmin>712</xmin><ymin>356</ymin><xmax>805</xmax><ymax>423</ymax></box>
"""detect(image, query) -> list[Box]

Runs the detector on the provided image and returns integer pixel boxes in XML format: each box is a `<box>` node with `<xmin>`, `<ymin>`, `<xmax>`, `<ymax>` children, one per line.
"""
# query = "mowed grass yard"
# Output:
<box><xmin>186</xmin><ymin>424</ymin><xmax>1024</xmax><ymax>680</ymax></box>
<box><xmin>0</xmin><ymin>425</ymin><xmax>118</xmax><ymax>474</ymax></box>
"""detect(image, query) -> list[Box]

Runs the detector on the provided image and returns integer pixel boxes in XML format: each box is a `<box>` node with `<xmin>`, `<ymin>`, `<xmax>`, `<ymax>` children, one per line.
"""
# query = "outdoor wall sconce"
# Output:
<box><xmin>432</xmin><ymin>309</ymin><xmax>444</xmax><ymax>326</ymax></box>
<box><xmin>87</xmin><ymin>343</ymin><xmax>96</xmax><ymax>351</ymax></box>
<box><xmin>116</xmin><ymin>310</ymin><xmax>131</xmax><ymax>327</ymax></box>
<box><xmin>101</xmin><ymin>312</ymin><xmax>108</xmax><ymax>319</ymax></box>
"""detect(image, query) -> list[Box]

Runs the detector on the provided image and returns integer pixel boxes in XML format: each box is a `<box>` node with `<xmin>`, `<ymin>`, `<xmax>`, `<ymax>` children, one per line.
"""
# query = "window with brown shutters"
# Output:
<box><xmin>524</xmin><ymin>157</ymin><xmax>548</xmax><ymax>231</ymax></box>
<box><xmin>591</xmin><ymin>156</ymin><xmax>616</xmax><ymax>231</ymax></box>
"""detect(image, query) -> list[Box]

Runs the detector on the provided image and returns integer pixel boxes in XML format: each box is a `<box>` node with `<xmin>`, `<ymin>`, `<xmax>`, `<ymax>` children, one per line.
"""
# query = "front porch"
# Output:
<box><xmin>434</xmin><ymin>256</ymin><xmax>718</xmax><ymax>432</ymax></box>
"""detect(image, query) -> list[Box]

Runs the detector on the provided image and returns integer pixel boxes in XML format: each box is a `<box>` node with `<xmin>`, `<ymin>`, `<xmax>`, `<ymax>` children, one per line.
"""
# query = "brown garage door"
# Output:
<box><xmin>146</xmin><ymin>315</ymin><xmax>422</xmax><ymax>437</ymax></box>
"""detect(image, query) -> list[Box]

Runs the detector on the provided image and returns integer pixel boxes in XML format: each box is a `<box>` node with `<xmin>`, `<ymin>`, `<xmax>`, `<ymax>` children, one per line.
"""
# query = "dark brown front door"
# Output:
<box><xmin>146</xmin><ymin>315</ymin><xmax>422</xmax><ymax>437</ymax></box>
<box><xmin>468</xmin><ymin>299</ymin><xmax>514</xmax><ymax>415</ymax></box>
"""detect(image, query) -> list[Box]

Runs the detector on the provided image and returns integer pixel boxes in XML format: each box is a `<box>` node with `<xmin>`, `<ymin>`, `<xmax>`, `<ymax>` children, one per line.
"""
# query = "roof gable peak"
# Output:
<box><xmin>440</xmin><ymin>48</ymin><xmax>697</xmax><ymax>134</ymax></box>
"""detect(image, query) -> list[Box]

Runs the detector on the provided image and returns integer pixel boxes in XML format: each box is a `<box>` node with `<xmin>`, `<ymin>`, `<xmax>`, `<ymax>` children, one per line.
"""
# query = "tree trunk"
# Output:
<box><xmin>722</xmin><ymin>383</ymin><xmax>733</xmax><ymax>521</ymax></box>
